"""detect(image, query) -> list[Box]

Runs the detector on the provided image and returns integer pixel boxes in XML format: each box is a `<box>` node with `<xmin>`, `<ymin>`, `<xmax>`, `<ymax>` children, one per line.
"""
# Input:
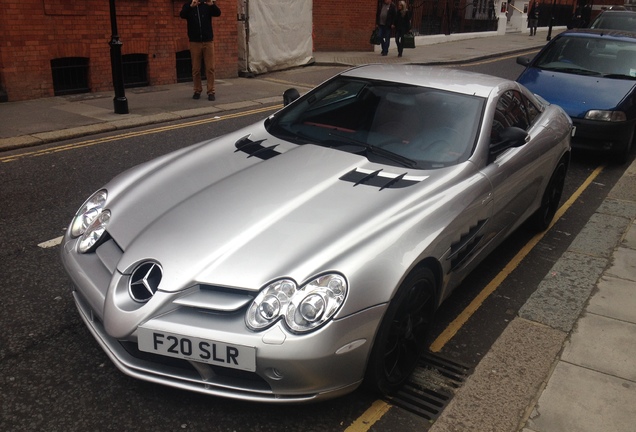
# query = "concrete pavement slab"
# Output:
<box><xmin>567</xmin><ymin>213</ymin><xmax>632</xmax><ymax>259</ymax></box>
<box><xmin>524</xmin><ymin>362</ymin><xmax>636</xmax><ymax>432</ymax></box>
<box><xmin>605</xmin><ymin>246</ymin><xmax>636</xmax><ymax>282</ymax></box>
<box><xmin>596</xmin><ymin>198</ymin><xmax>636</xmax><ymax>221</ymax></box>
<box><xmin>622</xmin><ymin>220</ymin><xmax>636</xmax><ymax>249</ymax></box>
<box><xmin>519</xmin><ymin>252</ymin><xmax>607</xmax><ymax>332</ymax></box>
<box><xmin>562</xmin><ymin>313</ymin><xmax>636</xmax><ymax>381</ymax></box>
<box><xmin>429</xmin><ymin>318</ymin><xmax>566</xmax><ymax>432</ymax></box>
<box><xmin>588</xmin><ymin>275</ymin><xmax>636</xmax><ymax>323</ymax></box>
<box><xmin>607</xmin><ymin>159</ymin><xmax>636</xmax><ymax>202</ymax></box>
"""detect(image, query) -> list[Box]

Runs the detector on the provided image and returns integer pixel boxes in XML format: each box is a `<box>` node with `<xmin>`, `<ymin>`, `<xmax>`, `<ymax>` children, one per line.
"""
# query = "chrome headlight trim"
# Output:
<box><xmin>246</xmin><ymin>274</ymin><xmax>348</xmax><ymax>333</ymax></box>
<box><xmin>77</xmin><ymin>210</ymin><xmax>111</xmax><ymax>253</ymax></box>
<box><xmin>70</xmin><ymin>189</ymin><xmax>108</xmax><ymax>238</ymax></box>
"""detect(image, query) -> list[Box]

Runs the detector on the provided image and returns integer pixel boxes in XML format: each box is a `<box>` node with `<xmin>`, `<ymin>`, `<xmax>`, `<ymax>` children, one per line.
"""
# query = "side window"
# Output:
<box><xmin>522</xmin><ymin>94</ymin><xmax>541</xmax><ymax>125</ymax></box>
<box><xmin>490</xmin><ymin>90</ymin><xmax>530</xmax><ymax>145</ymax></box>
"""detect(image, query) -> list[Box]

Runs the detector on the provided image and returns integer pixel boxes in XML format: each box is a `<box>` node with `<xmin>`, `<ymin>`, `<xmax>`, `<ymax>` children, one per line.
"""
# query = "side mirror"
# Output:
<box><xmin>489</xmin><ymin>126</ymin><xmax>529</xmax><ymax>161</ymax></box>
<box><xmin>283</xmin><ymin>88</ymin><xmax>300</xmax><ymax>106</ymax></box>
<box><xmin>516</xmin><ymin>56</ymin><xmax>531</xmax><ymax>67</ymax></box>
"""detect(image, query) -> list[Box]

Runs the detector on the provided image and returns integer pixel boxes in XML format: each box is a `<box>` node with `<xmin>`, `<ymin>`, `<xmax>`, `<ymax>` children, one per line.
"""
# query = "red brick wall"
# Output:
<box><xmin>0</xmin><ymin>0</ymin><xmax>236</xmax><ymax>101</ymax></box>
<box><xmin>0</xmin><ymin>1</ymin><xmax>380</xmax><ymax>101</ymax></box>
<box><xmin>312</xmin><ymin>0</ymin><xmax>376</xmax><ymax>52</ymax></box>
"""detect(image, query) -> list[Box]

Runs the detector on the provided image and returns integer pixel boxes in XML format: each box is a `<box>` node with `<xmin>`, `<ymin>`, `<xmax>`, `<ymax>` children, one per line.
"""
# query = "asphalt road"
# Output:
<box><xmin>0</xmin><ymin>56</ymin><xmax>632</xmax><ymax>431</ymax></box>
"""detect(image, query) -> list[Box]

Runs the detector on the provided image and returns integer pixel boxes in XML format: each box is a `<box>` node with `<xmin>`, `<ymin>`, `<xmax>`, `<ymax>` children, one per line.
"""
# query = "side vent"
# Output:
<box><xmin>448</xmin><ymin>219</ymin><xmax>488</xmax><ymax>270</ymax></box>
<box><xmin>340</xmin><ymin>168</ymin><xmax>422</xmax><ymax>190</ymax></box>
<box><xmin>235</xmin><ymin>136</ymin><xmax>281</xmax><ymax>160</ymax></box>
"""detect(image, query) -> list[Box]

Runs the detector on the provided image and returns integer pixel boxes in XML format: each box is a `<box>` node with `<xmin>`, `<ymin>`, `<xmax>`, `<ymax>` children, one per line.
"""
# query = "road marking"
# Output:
<box><xmin>38</xmin><ymin>236</ymin><xmax>63</xmax><ymax>248</ymax></box>
<box><xmin>0</xmin><ymin>105</ymin><xmax>281</xmax><ymax>163</ymax></box>
<box><xmin>344</xmin><ymin>400</ymin><xmax>392</xmax><ymax>432</ymax></box>
<box><xmin>429</xmin><ymin>164</ymin><xmax>606</xmax><ymax>352</ymax></box>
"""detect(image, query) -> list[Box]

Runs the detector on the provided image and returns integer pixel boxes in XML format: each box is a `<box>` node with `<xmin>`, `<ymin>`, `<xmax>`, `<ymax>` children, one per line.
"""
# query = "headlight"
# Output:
<box><xmin>246</xmin><ymin>274</ymin><xmax>347</xmax><ymax>333</ymax></box>
<box><xmin>70</xmin><ymin>190</ymin><xmax>108</xmax><ymax>237</ymax></box>
<box><xmin>585</xmin><ymin>110</ymin><xmax>626</xmax><ymax>122</ymax></box>
<box><xmin>78</xmin><ymin>210</ymin><xmax>111</xmax><ymax>253</ymax></box>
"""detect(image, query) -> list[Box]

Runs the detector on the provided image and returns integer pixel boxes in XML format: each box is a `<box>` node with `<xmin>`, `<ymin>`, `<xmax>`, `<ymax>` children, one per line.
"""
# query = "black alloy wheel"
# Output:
<box><xmin>365</xmin><ymin>267</ymin><xmax>436</xmax><ymax>396</ymax></box>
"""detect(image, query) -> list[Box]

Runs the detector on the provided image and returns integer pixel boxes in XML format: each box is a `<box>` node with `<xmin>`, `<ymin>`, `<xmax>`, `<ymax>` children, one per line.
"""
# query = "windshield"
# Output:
<box><xmin>266</xmin><ymin>77</ymin><xmax>485</xmax><ymax>169</ymax></box>
<box><xmin>590</xmin><ymin>13</ymin><xmax>636</xmax><ymax>31</ymax></box>
<box><xmin>534</xmin><ymin>35</ymin><xmax>636</xmax><ymax>79</ymax></box>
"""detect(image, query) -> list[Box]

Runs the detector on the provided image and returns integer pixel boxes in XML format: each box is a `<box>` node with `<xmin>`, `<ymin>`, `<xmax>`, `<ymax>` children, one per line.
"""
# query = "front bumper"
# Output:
<box><xmin>72</xmin><ymin>291</ymin><xmax>385</xmax><ymax>402</ymax></box>
<box><xmin>571</xmin><ymin>117</ymin><xmax>635</xmax><ymax>153</ymax></box>
<box><xmin>63</xmin><ymin>237</ymin><xmax>387</xmax><ymax>403</ymax></box>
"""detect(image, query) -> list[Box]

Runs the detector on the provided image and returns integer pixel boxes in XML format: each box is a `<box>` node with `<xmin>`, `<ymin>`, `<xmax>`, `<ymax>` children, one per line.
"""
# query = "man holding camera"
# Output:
<box><xmin>180</xmin><ymin>0</ymin><xmax>221</xmax><ymax>101</ymax></box>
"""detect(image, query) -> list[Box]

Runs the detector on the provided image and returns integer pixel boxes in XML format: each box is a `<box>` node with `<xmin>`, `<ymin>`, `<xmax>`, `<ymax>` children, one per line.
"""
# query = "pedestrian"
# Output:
<box><xmin>394</xmin><ymin>1</ymin><xmax>411</xmax><ymax>57</ymax></box>
<box><xmin>180</xmin><ymin>0</ymin><xmax>221</xmax><ymax>101</ymax></box>
<box><xmin>376</xmin><ymin>0</ymin><xmax>396</xmax><ymax>56</ymax></box>
<box><xmin>528</xmin><ymin>1</ymin><xmax>540</xmax><ymax>36</ymax></box>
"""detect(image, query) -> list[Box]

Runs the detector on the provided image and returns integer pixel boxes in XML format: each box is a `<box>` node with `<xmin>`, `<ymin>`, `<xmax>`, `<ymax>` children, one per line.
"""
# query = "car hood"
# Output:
<box><xmin>517</xmin><ymin>68</ymin><xmax>636</xmax><ymax>118</ymax></box>
<box><xmin>105</xmin><ymin>126</ymin><xmax>440</xmax><ymax>293</ymax></box>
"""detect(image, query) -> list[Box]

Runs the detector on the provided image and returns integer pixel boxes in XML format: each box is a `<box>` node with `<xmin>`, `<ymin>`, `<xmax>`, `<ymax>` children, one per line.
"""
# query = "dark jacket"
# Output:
<box><xmin>376</xmin><ymin>2</ymin><xmax>397</xmax><ymax>27</ymax></box>
<box><xmin>180</xmin><ymin>2</ymin><xmax>221</xmax><ymax>42</ymax></box>
<box><xmin>395</xmin><ymin>10</ymin><xmax>411</xmax><ymax>34</ymax></box>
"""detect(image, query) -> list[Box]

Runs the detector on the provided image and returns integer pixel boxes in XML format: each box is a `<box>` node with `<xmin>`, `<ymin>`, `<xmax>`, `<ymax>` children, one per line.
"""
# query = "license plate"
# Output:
<box><xmin>137</xmin><ymin>328</ymin><xmax>256</xmax><ymax>372</ymax></box>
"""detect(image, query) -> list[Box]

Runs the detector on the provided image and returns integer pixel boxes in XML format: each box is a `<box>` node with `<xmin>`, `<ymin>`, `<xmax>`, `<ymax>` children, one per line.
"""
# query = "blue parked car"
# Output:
<box><xmin>517</xmin><ymin>29</ymin><xmax>636</xmax><ymax>163</ymax></box>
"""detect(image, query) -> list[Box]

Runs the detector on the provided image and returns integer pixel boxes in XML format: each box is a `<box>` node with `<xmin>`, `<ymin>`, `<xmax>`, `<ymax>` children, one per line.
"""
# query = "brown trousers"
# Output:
<box><xmin>189</xmin><ymin>41</ymin><xmax>215</xmax><ymax>95</ymax></box>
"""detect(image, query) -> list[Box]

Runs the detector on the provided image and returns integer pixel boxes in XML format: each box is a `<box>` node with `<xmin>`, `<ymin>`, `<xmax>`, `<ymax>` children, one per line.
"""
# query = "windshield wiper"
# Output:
<box><xmin>603</xmin><ymin>73</ymin><xmax>636</xmax><ymax>80</ymax></box>
<box><xmin>540</xmin><ymin>66</ymin><xmax>602</xmax><ymax>76</ymax></box>
<box><xmin>327</xmin><ymin>132</ymin><xmax>418</xmax><ymax>168</ymax></box>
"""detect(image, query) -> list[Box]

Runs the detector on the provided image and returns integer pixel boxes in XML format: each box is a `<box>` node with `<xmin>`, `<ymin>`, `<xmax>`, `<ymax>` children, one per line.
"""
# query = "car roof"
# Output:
<box><xmin>590</xmin><ymin>10</ymin><xmax>636</xmax><ymax>30</ymax></box>
<box><xmin>339</xmin><ymin>64</ymin><xmax>508</xmax><ymax>98</ymax></box>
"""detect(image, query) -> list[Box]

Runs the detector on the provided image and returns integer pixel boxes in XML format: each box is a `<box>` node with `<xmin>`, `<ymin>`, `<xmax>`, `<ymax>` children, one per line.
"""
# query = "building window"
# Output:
<box><xmin>51</xmin><ymin>57</ymin><xmax>90</xmax><ymax>96</ymax></box>
<box><xmin>122</xmin><ymin>54</ymin><xmax>149</xmax><ymax>88</ymax></box>
<box><xmin>176</xmin><ymin>50</ymin><xmax>192</xmax><ymax>82</ymax></box>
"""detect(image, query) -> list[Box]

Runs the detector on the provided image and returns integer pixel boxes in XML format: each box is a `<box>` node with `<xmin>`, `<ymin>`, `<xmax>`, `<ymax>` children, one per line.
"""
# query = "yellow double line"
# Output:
<box><xmin>0</xmin><ymin>105</ymin><xmax>281</xmax><ymax>163</ymax></box>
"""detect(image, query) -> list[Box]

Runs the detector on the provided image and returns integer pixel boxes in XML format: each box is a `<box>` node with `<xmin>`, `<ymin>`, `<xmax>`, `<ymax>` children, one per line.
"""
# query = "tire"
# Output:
<box><xmin>530</xmin><ymin>157</ymin><xmax>568</xmax><ymax>232</ymax></box>
<box><xmin>364</xmin><ymin>267</ymin><xmax>436</xmax><ymax>396</ymax></box>
<box><xmin>611</xmin><ymin>125</ymin><xmax>634</xmax><ymax>165</ymax></box>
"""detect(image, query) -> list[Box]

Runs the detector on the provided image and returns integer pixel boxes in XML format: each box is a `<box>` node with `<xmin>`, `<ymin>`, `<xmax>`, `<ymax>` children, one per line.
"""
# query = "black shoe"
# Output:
<box><xmin>208</xmin><ymin>93</ymin><xmax>215</xmax><ymax>101</ymax></box>
<box><xmin>193</xmin><ymin>92</ymin><xmax>201</xmax><ymax>100</ymax></box>
<box><xmin>398</xmin><ymin>53</ymin><xmax>403</xmax><ymax>57</ymax></box>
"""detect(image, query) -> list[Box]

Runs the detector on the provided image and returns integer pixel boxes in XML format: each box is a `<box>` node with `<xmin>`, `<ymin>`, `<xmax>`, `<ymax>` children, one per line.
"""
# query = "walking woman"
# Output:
<box><xmin>395</xmin><ymin>1</ymin><xmax>411</xmax><ymax>57</ymax></box>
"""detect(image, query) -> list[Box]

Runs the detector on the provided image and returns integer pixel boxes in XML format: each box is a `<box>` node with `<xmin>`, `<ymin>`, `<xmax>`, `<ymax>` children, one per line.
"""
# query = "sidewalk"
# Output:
<box><xmin>2</xmin><ymin>27</ymin><xmax>635</xmax><ymax>432</ymax></box>
<box><xmin>1</xmin><ymin>28</ymin><xmax>560</xmax><ymax>151</ymax></box>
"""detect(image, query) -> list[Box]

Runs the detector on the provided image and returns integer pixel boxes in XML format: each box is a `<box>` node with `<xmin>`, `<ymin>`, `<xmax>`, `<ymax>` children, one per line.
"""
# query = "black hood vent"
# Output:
<box><xmin>340</xmin><ymin>168</ymin><xmax>420</xmax><ymax>190</ymax></box>
<box><xmin>235</xmin><ymin>136</ymin><xmax>280</xmax><ymax>160</ymax></box>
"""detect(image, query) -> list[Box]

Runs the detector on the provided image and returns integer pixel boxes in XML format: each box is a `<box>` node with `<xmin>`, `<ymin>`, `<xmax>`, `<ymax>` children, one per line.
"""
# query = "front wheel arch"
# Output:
<box><xmin>363</xmin><ymin>265</ymin><xmax>438</xmax><ymax>396</ymax></box>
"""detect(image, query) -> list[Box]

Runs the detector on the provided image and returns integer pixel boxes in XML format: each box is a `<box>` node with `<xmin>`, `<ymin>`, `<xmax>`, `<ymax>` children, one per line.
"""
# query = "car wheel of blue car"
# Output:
<box><xmin>612</xmin><ymin>125</ymin><xmax>634</xmax><ymax>165</ymax></box>
<box><xmin>364</xmin><ymin>266</ymin><xmax>436</xmax><ymax>396</ymax></box>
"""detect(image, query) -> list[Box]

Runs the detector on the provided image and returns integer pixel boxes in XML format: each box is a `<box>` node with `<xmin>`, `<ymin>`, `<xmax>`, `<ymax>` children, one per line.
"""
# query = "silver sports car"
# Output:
<box><xmin>61</xmin><ymin>65</ymin><xmax>571</xmax><ymax>403</ymax></box>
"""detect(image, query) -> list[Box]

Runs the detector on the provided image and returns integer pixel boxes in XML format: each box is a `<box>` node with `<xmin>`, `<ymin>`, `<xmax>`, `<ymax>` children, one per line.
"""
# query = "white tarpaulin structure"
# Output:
<box><xmin>238</xmin><ymin>0</ymin><xmax>313</xmax><ymax>76</ymax></box>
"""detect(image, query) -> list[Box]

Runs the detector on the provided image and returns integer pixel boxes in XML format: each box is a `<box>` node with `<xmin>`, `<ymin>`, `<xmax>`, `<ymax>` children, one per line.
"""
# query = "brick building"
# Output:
<box><xmin>0</xmin><ymin>0</ymin><xmax>624</xmax><ymax>103</ymax></box>
<box><xmin>0</xmin><ymin>0</ymin><xmax>374</xmax><ymax>102</ymax></box>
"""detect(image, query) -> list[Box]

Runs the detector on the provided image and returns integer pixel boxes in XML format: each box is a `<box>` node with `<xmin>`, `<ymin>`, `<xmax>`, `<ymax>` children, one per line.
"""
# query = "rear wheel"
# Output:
<box><xmin>530</xmin><ymin>157</ymin><xmax>568</xmax><ymax>232</ymax></box>
<box><xmin>364</xmin><ymin>267</ymin><xmax>436</xmax><ymax>396</ymax></box>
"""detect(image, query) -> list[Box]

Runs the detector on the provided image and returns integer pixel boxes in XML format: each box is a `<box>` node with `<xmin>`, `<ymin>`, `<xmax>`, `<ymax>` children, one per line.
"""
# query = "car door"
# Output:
<box><xmin>480</xmin><ymin>89</ymin><xmax>555</xmax><ymax>242</ymax></box>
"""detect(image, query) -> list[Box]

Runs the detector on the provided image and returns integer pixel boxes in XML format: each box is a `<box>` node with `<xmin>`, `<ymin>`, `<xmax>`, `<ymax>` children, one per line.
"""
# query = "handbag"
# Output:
<box><xmin>370</xmin><ymin>29</ymin><xmax>382</xmax><ymax>45</ymax></box>
<box><xmin>403</xmin><ymin>32</ymin><xmax>415</xmax><ymax>49</ymax></box>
